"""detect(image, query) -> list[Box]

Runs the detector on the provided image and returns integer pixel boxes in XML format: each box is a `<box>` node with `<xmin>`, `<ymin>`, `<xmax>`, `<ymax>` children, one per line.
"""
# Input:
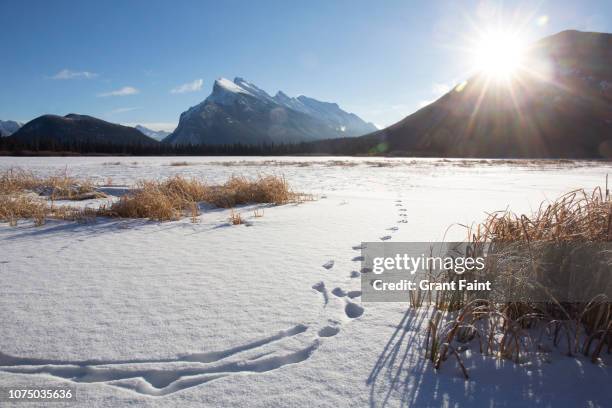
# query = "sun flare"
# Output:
<box><xmin>472</xmin><ymin>30</ymin><xmax>527</xmax><ymax>80</ymax></box>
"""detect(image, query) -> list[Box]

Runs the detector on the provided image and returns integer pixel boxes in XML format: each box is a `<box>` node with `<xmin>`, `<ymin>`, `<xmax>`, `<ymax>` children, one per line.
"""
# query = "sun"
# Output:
<box><xmin>472</xmin><ymin>30</ymin><xmax>527</xmax><ymax>80</ymax></box>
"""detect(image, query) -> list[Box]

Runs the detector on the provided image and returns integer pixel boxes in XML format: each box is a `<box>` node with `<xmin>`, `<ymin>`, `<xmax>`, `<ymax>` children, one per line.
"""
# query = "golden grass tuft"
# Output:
<box><xmin>102</xmin><ymin>180</ymin><xmax>183</xmax><ymax>221</ymax></box>
<box><xmin>0</xmin><ymin>169</ymin><xmax>40</xmax><ymax>195</ymax></box>
<box><xmin>0</xmin><ymin>168</ymin><xmax>106</xmax><ymax>226</ymax></box>
<box><xmin>0</xmin><ymin>171</ymin><xmax>308</xmax><ymax>224</ymax></box>
<box><xmin>0</xmin><ymin>194</ymin><xmax>47</xmax><ymax>226</ymax></box>
<box><xmin>425</xmin><ymin>186</ymin><xmax>612</xmax><ymax>378</ymax></box>
<box><xmin>470</xmin><ymin>187</ymin><xmax>611</xmax><ymax>243</ymax></box>
<box><xmin>102</xmin><ymin>175</ymin><xmax>306</xmax><ymax>221</ymax></box>
<box><xmin>229</xmin><ymin>209</ymin><xmax>242</xmax><ymax>225</ymax></box>
<box><xmin>0</xmin><ymin>168</ymin><xmax>98</xmax><ymax>200</ymax></box>
<box><xmin>205</xmin><ymin>175</ymin><xmax>298</xmax><ymax>208</ymax></box>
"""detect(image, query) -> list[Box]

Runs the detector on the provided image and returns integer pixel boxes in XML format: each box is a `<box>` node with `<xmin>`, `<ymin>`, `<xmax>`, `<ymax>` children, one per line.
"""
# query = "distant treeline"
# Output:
<box><xmin>0</xmin><ymin>135</ymin><xmax>386</xmax><ymax>156</ymax></box>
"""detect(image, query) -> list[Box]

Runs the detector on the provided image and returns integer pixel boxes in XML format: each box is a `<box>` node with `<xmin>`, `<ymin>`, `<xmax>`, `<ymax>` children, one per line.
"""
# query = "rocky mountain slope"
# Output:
<box><xmin>165</xmin><ymin>77</ymin><xmax>376</xmax><ymax>145</ymax></box>
<box><xmin>8</xmin><ymin>114</ymin><xmax>159</xmax><ymax>146</ymax></box>
<box><xmin>135</xmin><ymin>125</ymin><xmax>171</xmax><ymax>141</ymax></box>
<box><xmin>0</xmin><ymin>120</ymin><xmax>23</xmax><ymax>137</ymax></box>
<box><xmin>321</xmin><ymin>30</ymin><xmax>611</xmax><ymax>158</ymax></box>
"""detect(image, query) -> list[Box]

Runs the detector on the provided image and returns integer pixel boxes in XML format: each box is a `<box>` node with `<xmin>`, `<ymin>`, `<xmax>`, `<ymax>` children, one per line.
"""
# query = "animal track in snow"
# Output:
<box><xmin>347</xmin><ymin>290</ymin><xmax>362</xmax><ymax>299</ymax></box>
<box><xmin>332</xmin><ymin>288</ymin><xmax>361</xmax><ymax>299</ymax></box>
<box><xmin>322</xmin><ymin>260</ymin><xmax>335</xmax><ymax>270</ymax></box>
<box><xmin>380</xmin><ymin>235</ymin><xmax>392</xmax><ymax>241</ymax></box>
<box><xmin>351</xmin><ymin>255</ymin><xmax>364</xmax><ymax>262</ymax></box>
<box><xmin>350</xmin><ymin>271</ymin><xmax>361</xmax><ymax>278</ymax></box>
<box><xmin>387</xmin><ymin>226</ymin><xmax>399</xmax><ymax>232</ymax></box>
<box><xmin>332</xmin><ymin>287</ymin><xmax>347</xmax><ymax>297</ymax></box>
<box><xmin>0</xmin><ymin>325</ymin><xmax>318</xmax><ymax>397</ymax></box>
<box><xmin>345</xmin><ymin>302</ymin><xmax>365</xmax><ymax>319</ymax></box>
<box><xmin>312</xmin><ymin>281</ymin><xmax>329</xmax><ymax>306</ymax></box>
<box><xmin>318</xmin><ymin>324</ymin><xmax>340</xmax><ymax>338</ymax></box>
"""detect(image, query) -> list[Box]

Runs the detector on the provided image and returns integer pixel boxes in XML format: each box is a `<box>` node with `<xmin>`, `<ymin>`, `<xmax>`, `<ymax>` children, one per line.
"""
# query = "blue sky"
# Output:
<box><xmin>0</xmin><ymin>0</ymin><xmax>610</xmax><ymax>130</ymax></box>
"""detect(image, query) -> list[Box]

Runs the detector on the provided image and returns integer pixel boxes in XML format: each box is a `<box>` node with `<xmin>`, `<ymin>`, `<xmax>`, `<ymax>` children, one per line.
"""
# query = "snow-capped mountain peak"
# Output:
<box><xmin>166</xmin><ymin>76</ymin><xmax>377</xmax><ymax>146</ymax></box>
<box><xmin>134</xmin><ymin>125</ymin><xmax>171</xmax><ymax>141</ymax></box>
<box><xmin>233</xmin><ymin>77</ymin><xmax>275</xmax><ymax>102</ymax></box>
<box><xmin>0</xmin><ymin>120</ymin><xmax>23</xmax><ymax>137</ymax></box>
<box><xmin>215</xmin><ymin>77</ymin><xmax>251</xmax><ymax>95</ymax></box>
<box><xmin>207</xmin><ymin>78</ymin><xmax>260</xmax><ymax>106</ymax></box>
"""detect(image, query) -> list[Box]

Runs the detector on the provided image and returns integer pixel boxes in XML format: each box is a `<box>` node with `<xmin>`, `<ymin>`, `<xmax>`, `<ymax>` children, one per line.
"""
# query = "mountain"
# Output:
<box><xmin>8</xmin><ymin>114</ymin><xmax>159</xmax><ymax>146</ymax></box>
<box><xmin>273</xmin><ymin>91</ymin><xmax>376</xmax><ymax>136</ymax></box>
<box><xmin>165</xmin><ymin>77</ymin><xmax>376</xmax><ymax>145</ymax></box>
<box><xmin>135</xmin><ymin>125</ymin><xmax>171</xmax><ymax>141</ymax></box>
<box><xmin>0</xmin><ymin>120</ymin><xmax>23</xmax><ymax>137</ymax></box>
<box><xmin>309</xmin><ymin>30</ymin><xmax>612</xmax><ymax>158</ymax></box>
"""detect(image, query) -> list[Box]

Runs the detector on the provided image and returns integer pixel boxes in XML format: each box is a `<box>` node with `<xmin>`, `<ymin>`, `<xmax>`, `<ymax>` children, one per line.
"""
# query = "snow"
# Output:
<box><xmin>205</xmin><ymin>78</ymin><xmax>255</xmax><ymax>107</ymax></box>
<box><xmin>233</xmin><ymin>77</ymin><xmax>274</xmax><ymax>102</ymax></box>
<box><xmin>215</xmin><ymin>78</ymin><xmax>251</xmax><ymax>95</ymax></box>
<box><xmin>0</xmin><ymin>156</ymin><xmax>611</xmax><ymax>407</ymax></box>
<box><xmin>134</xmin><ymin>125</ymin><xmax>171</xmax><ymax>141</ymax></box>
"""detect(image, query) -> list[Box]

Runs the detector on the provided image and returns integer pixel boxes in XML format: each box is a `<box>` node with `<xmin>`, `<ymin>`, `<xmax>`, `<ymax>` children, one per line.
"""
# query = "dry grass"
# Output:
<box><xmin>0</xmin><ymin>168</ymin><xmax>106</xmax><ymax>226</ymax></box>
<box><xmin>229</xmin><ymin>209</ymin><xmax>242</xmax><ymax>225</ymax></box>
<box><xmin>205</xmin><ymin>175</ymin><xmax>302</xmax><ymax>208</ymax></box>
<box><xmin>470</xmin><ymin>187</ymin><xmax>611</xmax><ymax>242</ymax></box>
<box><xmin>1</xmin><ymin>172</ymin><xmax>307</xmax><ymax>225</ymax></box>
<box><xmin>102</xmin><ymin>175</ymin><xmax>306</xmax><ymax>221</ymax></box>
<box><xmin>0</xmin><ymin>194</ymin><xmax>47</xmax><ymax>226</ymax></box>
<box><xmin>0</xmin><ymin>168</ymin><xmax>99</xmax><ymax>200</ymax></box>
<box><xmin>423</xmin><ymin>186</ymin><xmax>612</xmax><ymax>378</ymax></box>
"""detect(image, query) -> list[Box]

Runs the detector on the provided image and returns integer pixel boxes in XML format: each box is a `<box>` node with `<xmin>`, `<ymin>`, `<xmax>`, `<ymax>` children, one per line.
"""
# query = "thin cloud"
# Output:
<box><xmin>170</xmin><ymin>78</ymin><xmax>204</xmax><ymax>94</ymax></box>
<box><xmin>51</xmin><ymin>69</ymin><xmax>98</xmax><ymax>80</ymax></box>
<box><xmin>98</xmin><ymin>86</ymin><xmax>139</xmax><ymax>97</ymax></box>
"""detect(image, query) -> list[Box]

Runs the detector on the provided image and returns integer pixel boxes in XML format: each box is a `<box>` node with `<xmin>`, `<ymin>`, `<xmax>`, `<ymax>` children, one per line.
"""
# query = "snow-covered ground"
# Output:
<box><xmin>0</xmin><ymin>156</ymin><xmax>610</xmax><ymax>407</ymax></box>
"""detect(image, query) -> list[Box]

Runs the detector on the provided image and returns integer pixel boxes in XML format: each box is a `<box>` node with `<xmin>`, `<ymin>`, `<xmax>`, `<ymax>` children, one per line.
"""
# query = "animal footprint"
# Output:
<box><xmin>351</xmin><ymin>255</ymin><xmax>364</xmax><ymax>262</ymax></box>
<box><xmin>322</xmin><ymin>260</ymin><xmax>335</xmax><ymax>270</ymax></box>
<box><xmin>332</xmin><ymin>287</ymin><xmax>347</xmax><ymax>297</ymax></box>
<box><xmin>387</xmin><ymin>226</ymin><xmax>399</xmax><ymax>231</ymax></box>
<box><xmin>352</xmin><ymin>244</ymin><xmax>365</xmax><ymax>250</ymax></box>
<box><xmin>312</xmin><ymin>281</ymin><xmax>329</xmax><ymax>306</ymax></box>
<box><xmin>380</xmin><ymin>235</ymin><xmax>392</xmax><ymax>241</ymax></box>
<box><xmin>318</xmin><ymin>324</ymin><xmax>340</xmax><ymax>338</ymax></box>
<box><xmin>347</xmin><ymin>290</ymin><xmax>362</xmax><ymax>299</ymax></box>
<box><xmin>345</xmin><ymin>302</ymin><xmax>364</xmax><ymax>319</ymax></box>
<box><xmin>350</xmin><ymin>271</ymin><xmax>361</xmax><ymax>278</ymax></box>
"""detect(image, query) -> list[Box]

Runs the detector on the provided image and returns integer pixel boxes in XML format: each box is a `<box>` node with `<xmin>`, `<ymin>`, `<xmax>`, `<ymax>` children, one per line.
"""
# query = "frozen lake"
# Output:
<box><xmin>0</xmin><ymin>156</ymin><xmax>610</xmax><ymax>407</ymax></box>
